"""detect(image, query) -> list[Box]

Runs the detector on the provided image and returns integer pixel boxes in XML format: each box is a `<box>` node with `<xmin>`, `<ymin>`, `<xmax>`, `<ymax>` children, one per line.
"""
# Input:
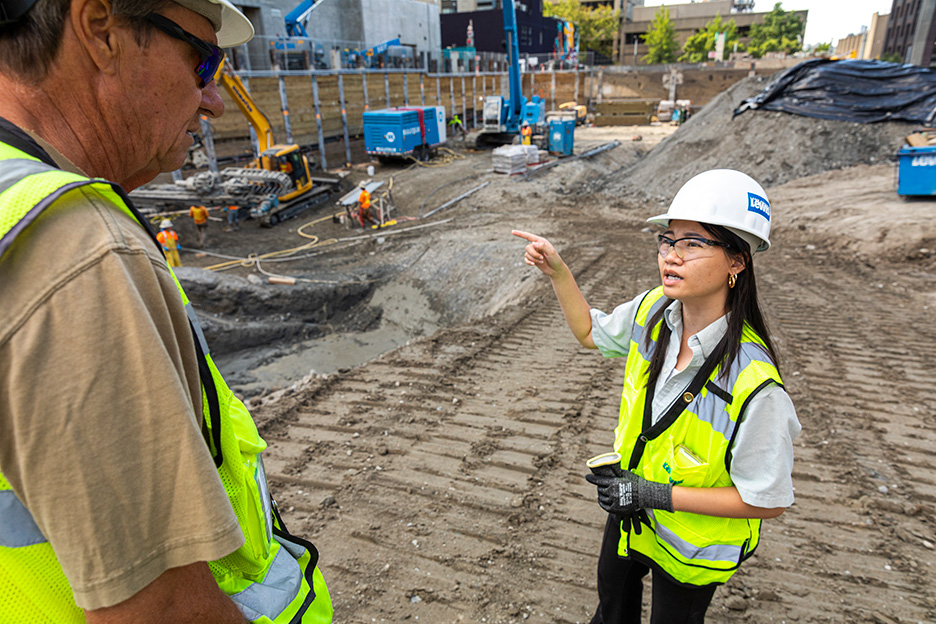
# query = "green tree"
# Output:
<box><xmin>880</xmin><ymin>51</ymin><xmax>903</xmax><ymax>63</ymax></box>
<box><xmin>679</xmin><ymin>14</ymin><xmax>741</xmax><ymax>63</ymax></box>
<box><xmin>813</xmin><ymin>42</ymin><xmax>831</xmax><ymax>53</ymax></box>
<box><xmin>642</xmin><ymin>7</ymin><xmax>679</xmax><ymax>64</ymax></box>
<box><xmin>747</xmin><ymin>2</ymin><xmax>805</xmax><ymax>58</ymax></box>
<box><xmin>543</xmin><ymin>0</ymin><xmax>619</xmax><ymax>59</ymax></box>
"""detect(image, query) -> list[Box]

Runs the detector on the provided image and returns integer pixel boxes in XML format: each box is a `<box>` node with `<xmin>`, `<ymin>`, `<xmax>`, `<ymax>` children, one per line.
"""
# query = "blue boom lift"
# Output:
<box><xmin>284</xmin><ymin>0</ymin><xmax>319</xmax><ymax>36</ymax></box>
<box><xmin>477</xmin><ymin>0</ymin><xmax>545</xmax><ymax>146</ymax></box>
<box><xmin>271</xmin><ymin>0</ymin><xmax>327</xmax><ymax>69</ymax></box>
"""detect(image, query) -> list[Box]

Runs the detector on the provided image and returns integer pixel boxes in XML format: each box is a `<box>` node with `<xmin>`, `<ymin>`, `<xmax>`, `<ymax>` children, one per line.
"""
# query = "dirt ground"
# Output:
<box><xmin>167</xmin><ymin>94</ymin><xmax>936</xmax><ymax>623</ymax></box>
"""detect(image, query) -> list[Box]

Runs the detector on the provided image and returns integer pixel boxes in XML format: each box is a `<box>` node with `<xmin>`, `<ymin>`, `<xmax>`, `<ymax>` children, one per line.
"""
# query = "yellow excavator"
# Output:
<box><xmin>130</xmin><ymin>61</ymin><xmax>337</xmax><ymax>226</ymax></box>
<box><xmin>217</xmin><ymin>60</ymin><xmax>313</xmax><ymax>204</ymax></box>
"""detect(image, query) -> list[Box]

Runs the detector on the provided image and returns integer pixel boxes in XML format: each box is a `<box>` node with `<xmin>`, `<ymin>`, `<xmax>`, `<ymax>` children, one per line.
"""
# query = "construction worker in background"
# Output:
<box><xmin>449</xmin><ymin>113</ymin><xmax>466</xmax><ymax>141</ymax></box>
<box><xmin>358</xmin><ymin>182</ymin><xmax>377</xmax><ymax>228</ymax></box>
<box><xmin>225</xmin><ymin>203</ymin><xmax>240</xmax><ymax>231</ymax></box>
<box><xmin>520</xmin><ymin>120</ymin><xmax>533</xmax><ymax>146</ymax></box>
<box><xmin>157</xmin><ymin>219</ymin><xmax>182</xmax><ymax>267</ymax></box>
<box><xmin>0</xmin><ymin>0</ymin><xmax>332</xmax><ymax>621</ymax></box>
<box><xmin>189</xmin><ymin>203</ymin><xmax>210</xmax><ymax>247</ymax></box>
<box><xmin>513</xmin><ymin>169</ymin><xmax>799</xmax><ymax>624</ymax></box>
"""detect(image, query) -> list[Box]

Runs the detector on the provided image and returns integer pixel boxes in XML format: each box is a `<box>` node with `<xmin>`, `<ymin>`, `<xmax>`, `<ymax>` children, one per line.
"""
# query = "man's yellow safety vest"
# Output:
<box><xmin>612</xmin><ymin>286</ymin><xmax>783</xmax><ymax>587</ymax></box>
<box><xmin>0</xmin><ymin>138</ymin><xmax>333</xmax><ymax>623</ymax></box>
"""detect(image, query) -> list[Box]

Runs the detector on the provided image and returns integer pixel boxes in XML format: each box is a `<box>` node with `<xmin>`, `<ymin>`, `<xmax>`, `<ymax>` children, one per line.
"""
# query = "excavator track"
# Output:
<box><xmin>129</xmin><ymin>169</ymin><xmax>294</xmax><ymax>212</ymax></box>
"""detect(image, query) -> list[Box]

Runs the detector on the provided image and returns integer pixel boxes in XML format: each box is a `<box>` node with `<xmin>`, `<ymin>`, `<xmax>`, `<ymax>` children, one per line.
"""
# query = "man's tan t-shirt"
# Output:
<box><xmin>0</xmin><ymin>178</ymin><xmax>243</xmax><ymax>609</ymax></box>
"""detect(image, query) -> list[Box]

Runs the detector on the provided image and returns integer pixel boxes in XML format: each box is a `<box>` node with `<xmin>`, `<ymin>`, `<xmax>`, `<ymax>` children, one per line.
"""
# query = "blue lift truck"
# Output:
<box><xmin>363</xmin><ymin>106</ymin><xmax>447</xmax><ymax>161</ymax></box>
<box><xmin>271</xmin><ymin>0</ymin><xmax>328</xmax><ymax>69</ymax></box>
<box><xmin>476</xmin><ymin>0</ymin><xmax>546</xmax><ymax>147</ymax></box>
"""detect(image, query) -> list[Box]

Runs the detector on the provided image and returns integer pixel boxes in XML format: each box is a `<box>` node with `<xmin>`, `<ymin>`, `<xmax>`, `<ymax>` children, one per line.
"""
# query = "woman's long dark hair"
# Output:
<box><xmin>645</xmin><ymin>223</ymin><xmax>780</xmax><ymax>389</ymax></box>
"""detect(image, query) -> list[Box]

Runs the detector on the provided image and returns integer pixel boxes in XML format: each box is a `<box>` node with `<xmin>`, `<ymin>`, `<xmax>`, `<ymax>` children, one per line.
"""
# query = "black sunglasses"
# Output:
<box><xmin>145</xmin><ymin>14</ymin><xmax>224</xmax><ymax>87</ymax></box>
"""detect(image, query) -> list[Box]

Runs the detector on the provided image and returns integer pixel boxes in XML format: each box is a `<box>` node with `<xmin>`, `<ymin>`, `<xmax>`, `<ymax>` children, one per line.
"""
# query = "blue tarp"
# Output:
<box><xmin>733</xmin><ymin>59</ymin><xmax>936</xmax><ymax>125</ymax></box>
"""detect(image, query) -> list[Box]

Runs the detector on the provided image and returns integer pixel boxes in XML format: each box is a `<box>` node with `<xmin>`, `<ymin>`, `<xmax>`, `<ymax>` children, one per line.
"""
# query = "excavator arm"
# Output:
<box><xmin>214</xmin><ymin>59</ymin><xmax>276</xmax><ymax>152</ymax></box>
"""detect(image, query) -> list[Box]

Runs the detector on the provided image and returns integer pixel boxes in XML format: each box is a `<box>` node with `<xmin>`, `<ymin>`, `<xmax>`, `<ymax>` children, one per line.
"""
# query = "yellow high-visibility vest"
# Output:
<box><xmin>0</xmin><ymin>138</ymin><xmax>332</xmax><ymax>623</ymax></box>
<box><xmin>612</xmin><ymin>286</ymin><xmax>783</xmax><ymax>587</ymax></box>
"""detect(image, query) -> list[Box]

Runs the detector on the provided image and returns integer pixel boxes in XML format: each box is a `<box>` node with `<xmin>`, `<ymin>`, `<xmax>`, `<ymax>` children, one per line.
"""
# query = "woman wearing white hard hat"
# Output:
<box><xmin>512</xmin><ymin>169</ymin><xmax>799</xmax><ymax>623</ymax></box>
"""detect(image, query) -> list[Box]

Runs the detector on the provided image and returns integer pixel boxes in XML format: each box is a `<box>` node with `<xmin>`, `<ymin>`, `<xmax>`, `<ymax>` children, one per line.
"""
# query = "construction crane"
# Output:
<box><xmin>475</xmin><ymin>0</ymin><xmax>545</xmax><ymax>147</ymax></box>
<box><xmin>130</xmin><ymin>60</ymin><xmax>338</xmax><ymax>226</ymax></box>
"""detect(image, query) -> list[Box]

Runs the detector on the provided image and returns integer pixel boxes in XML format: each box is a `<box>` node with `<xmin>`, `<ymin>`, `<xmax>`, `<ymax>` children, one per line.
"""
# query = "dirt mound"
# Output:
<box><xmin>604</xmin><ymin>75</ymin><xmax>918</xmax><ymax>203</ymax></box>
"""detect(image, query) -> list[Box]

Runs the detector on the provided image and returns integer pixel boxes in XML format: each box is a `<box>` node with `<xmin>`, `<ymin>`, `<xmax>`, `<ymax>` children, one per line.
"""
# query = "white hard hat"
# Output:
<box><xmin>174</xmin><ymin>0</ymin><xmax>255</xmax><ymax>48</ymax></box>
<box><xmin>648</xmin><ymin>169</ymin><xmax>771</xmax><ymax>253</ymax></box>
<box><xmin>160</xmin><ymin>219</ymin><xmax>173</xmax><ymax>229</ymax></box>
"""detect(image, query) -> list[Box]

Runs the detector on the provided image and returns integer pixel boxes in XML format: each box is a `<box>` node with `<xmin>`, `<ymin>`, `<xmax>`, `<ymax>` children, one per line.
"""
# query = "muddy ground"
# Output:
<box><xmin>167</xmin><ymin>87</ymin><xmax>936</xmax><ymax>623</ymax></box>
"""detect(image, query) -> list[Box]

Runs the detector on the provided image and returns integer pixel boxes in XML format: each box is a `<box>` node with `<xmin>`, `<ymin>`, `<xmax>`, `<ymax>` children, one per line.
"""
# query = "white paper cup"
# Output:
<box><xmin>586</xmin><ymin>452</ymin><xmax>623</xmax><ymax>478</ymax></box>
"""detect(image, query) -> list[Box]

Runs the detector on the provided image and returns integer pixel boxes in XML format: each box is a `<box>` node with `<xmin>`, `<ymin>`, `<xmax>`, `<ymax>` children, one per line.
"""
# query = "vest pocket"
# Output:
<box><xmin>659</xmin><ymin>439</ymin><xmax>709</xmax><ymax>488</ymax></box>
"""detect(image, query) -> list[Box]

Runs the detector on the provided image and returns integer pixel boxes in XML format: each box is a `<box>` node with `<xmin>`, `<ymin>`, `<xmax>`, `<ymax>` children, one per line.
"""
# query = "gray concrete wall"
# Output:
<box><xmin>360</xmin><ymin>0</ymin><xmax>441</xmax><ymax>51</ymax></box>
<box><xmin>238</xmin><ymin>0</ymin><xmax>439</xmax><ymax>61</ymax></box>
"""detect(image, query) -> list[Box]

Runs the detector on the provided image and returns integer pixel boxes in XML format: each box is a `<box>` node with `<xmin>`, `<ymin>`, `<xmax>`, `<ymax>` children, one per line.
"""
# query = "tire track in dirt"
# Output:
<box><xmin>716</xmin><ymin>250</ymin><xmax>936</xmax><ymax>623</ymax></box>
<box><xmin>253</xmin><ymin>230</ymin><xmax>936</xmax><ymax>624</ymax></box>
<box><xmin>255</xmin><ymin>244</ymin><xmax>647</xmax><ymax>623</ymax></box>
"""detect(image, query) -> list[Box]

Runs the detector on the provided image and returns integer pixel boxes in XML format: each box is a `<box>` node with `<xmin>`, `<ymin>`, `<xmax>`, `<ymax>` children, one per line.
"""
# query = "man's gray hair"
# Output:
<box><xmin>0</xmin><ymin>0</ymin><xmax>174</xmax><ymax>82</ymax></box>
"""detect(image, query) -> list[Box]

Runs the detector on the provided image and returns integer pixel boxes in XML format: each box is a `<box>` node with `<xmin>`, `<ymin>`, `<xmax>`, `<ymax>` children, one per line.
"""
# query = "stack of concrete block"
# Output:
<box><xmin>492</xmin><ymin>145</ymin><xmax>528</xmax><ymax>174</ymax></box>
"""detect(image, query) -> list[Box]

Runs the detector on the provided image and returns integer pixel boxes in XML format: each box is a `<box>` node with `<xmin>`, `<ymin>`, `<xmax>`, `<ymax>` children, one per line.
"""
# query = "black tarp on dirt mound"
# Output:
<box><xmin>734</xmin><ymin>59</ymin><xmax>936</xmax><ymax>124</ymax></box>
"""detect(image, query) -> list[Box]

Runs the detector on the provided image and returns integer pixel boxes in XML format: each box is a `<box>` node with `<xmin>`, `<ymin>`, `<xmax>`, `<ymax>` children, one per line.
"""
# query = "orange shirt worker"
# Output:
<box><xmin>520</xmin><ymin>121</ymin><xmax>532</xmax><ymax>146</ymax></box>
<box><xmin>156</xmin><ymin>219</ymin><xmax>182</xmax><ymax>267</ymax></box>
<box><xmin>189</xmin><ymin>204</ymin><xmax>209</xmax><ymax>247</ymax></box>
<box><xmin>358</xmin><ymin>187</ymin><xmax>376</xmax><ymax>228</ymax></box>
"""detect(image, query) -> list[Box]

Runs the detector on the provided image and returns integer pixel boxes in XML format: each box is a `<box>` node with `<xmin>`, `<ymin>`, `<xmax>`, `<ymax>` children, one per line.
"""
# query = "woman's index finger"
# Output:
<box><xmin>511</xmin><ymin>230</ymin><xmax>542</xmax><ymax>243</ymax></box>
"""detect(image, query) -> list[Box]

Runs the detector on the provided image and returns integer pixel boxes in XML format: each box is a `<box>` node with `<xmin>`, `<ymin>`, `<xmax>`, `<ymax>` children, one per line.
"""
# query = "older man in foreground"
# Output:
<box><xmin>0</xmin><ymin>0</ymin><xmax>332</xmax><ymax>621</ymax></box>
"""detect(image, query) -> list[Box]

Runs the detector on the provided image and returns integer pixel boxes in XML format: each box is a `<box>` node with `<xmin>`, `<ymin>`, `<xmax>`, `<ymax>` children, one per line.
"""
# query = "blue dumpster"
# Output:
<box><xmin>897</xmin><ymin>144</ymin><xmax>936</xmax><ymax>196</ymax></box>
<box><xmin>548</xmin><ymin>118</ymin><xmax>575</xmax><ymax>156</ymax></box>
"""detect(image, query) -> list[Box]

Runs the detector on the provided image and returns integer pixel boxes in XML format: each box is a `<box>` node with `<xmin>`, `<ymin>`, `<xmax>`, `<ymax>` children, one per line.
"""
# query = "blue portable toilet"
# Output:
<box><xmin>897</xmin><ymin>144</ymin><xmax>936</xmax><ymax>196</ymax></box>
<box><xmin>548</xmin><ymin>117</ymin><xmax>575</xmax><ymax>156</ymax></box>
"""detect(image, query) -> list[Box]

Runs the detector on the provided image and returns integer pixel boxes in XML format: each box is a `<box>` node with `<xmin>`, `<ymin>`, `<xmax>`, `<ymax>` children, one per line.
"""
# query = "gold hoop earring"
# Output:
<box><xmin>728</xmin><ymin>273</ymin><xmax>737</xmax><ymax>289</ymax></box>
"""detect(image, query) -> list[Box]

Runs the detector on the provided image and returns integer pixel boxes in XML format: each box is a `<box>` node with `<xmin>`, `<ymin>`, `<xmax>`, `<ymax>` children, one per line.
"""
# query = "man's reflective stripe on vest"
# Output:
<box><xmin>0</xmin><ymin>158</ymin><xmax>97</xmax><ymax>258</ymax></box>
<box><xmin>236</xmin><ymin>538</ymin><xmax>304</xmax><ymax>620</ymax></box>
<box><xmin>0</xmin><ymin>490</ymin><xmax>46</xmax><ymax>547</ymax></box>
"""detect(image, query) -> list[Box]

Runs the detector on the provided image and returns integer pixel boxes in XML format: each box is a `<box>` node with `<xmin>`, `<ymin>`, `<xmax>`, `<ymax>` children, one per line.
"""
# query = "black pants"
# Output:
<box><xmin>589</xmin><ymin>515</ymin><xmax>718</xmax><ymax>624</ymax></box>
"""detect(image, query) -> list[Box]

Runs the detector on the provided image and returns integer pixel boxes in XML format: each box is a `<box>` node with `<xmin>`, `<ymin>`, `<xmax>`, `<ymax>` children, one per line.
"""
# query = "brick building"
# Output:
<box><xmin>883</xmin><ymin>0</ymin><xmax>936</xmax><ymax>66</ymax></box>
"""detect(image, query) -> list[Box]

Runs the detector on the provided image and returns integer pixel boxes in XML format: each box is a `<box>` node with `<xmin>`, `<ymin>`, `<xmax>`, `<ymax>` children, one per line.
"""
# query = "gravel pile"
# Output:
<box><xmin>603</xmin><ymin>74</ymin><xmax>919</xmax><ymax>203</ymax></box>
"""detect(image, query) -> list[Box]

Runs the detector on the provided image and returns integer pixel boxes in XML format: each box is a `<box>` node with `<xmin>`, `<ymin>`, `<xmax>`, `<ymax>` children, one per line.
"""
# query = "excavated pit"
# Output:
<box><xmin>173</xmin><ymin>125</ymin><xmax>675</xmax><ymax>398</ymax></box>
<box><xmin>166</xmin><ymin>68</ymin><xmax>936</xmax><ymax>624</ymax></box>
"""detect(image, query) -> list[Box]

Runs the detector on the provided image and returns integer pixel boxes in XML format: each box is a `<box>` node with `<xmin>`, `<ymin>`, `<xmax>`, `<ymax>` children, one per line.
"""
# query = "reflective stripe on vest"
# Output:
<box><xmin>0</xmin><ymin>139</ymin><xmax>332</xmax><ymax>623</ymax></box>
<box><xmin>0</xmin><ymin>490</ymin><xmax>45</xmax><ymax>547</ymax></box>
<box><xmin>613</xmin><ymin>286</ymin><xmax>782</xmax><ymax>587</ymax></box>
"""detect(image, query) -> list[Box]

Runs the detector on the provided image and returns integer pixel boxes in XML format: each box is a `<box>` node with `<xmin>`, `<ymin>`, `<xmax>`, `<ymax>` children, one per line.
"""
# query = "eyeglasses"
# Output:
<box><xmin>657</xmin><ymin>234</ymin><xmax>728</xmax><ymax>260</ymax></box>
<box><xmin>145</xmin><ymin>14</ymin><xmax>224</xmax><ymax>87</ymax></box>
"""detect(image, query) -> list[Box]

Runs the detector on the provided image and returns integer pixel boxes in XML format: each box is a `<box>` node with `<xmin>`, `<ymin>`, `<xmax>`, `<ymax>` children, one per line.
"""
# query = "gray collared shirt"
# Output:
<box><xmin>590</xmin><ymin>292</ymin><xmax>801</xmax><ymax>508</ymax></box>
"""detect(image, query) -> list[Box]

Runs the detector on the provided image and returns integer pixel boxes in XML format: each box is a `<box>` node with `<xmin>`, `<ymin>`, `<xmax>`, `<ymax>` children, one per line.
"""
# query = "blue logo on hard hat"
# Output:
<box><xmin>747</xmin><ymin>192</ymin><xmax>770</xmax><ymax>221</ymax></box>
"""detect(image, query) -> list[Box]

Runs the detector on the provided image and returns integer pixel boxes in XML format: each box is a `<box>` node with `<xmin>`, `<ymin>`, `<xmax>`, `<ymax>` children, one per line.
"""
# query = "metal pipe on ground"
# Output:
<box><xmin>522</xmin><ymin>140</ymin><xmax>621</xmax><ymax>181</ymax></box>
<box><xmin>422</xmin><ymin>181</ymin><xmax>491</xmax><ymax>218</ymax></box>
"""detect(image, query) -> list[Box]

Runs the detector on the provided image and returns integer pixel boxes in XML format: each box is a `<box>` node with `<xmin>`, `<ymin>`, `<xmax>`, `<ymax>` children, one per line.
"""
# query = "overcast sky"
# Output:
<box><xmin>640</xmin><ymin>1</ymin><xmax>895</xmax><ymax>46</ymax></box>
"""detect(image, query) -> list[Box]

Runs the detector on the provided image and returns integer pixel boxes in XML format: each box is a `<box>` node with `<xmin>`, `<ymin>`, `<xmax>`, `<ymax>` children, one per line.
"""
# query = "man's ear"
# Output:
<box><xmin>69</xmin><ymin>0</ymin><xmax>122</xmax><ymax>76</ymax></box>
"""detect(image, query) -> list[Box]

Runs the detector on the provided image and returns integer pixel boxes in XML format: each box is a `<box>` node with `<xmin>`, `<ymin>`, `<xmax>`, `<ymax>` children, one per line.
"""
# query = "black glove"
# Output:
<box><xmin>585</xmin><ymin>470</ymin><xmax>674</xmax><ymax>515</ymax></box>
